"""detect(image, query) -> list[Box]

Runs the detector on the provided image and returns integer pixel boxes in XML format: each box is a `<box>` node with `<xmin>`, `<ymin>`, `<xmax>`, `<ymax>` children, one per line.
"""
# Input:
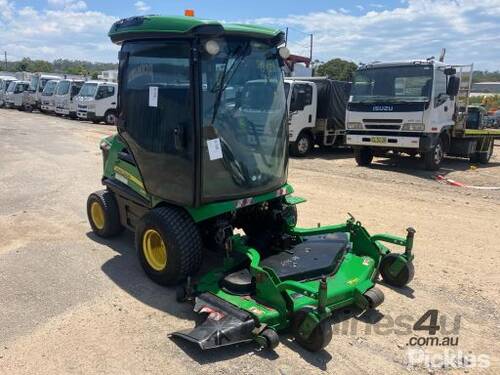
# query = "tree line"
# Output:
<box><xmin>2</xmin><ymin>57</ymin><xmax>499</xmax><ymax>83</ymax></box>
<box><xmin>1</xmin><ymin>58</ymin><xmax>118</xmax><ymax>79</ymax></box>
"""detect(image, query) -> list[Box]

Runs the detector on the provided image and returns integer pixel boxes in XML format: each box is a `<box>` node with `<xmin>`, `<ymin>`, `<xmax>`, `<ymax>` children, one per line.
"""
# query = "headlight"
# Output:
<box><xmin>346</xmin><ymin>122</ymin><xmax>363</xmax><ymax>130</ymax></box>
<box><xmin>401</xmin><ymin>123</ymin><xmax>425</xmax><ymax>131</ymax></box>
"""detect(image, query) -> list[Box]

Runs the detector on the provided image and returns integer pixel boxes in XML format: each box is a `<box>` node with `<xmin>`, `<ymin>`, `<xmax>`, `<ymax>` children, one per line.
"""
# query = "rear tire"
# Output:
<box><xmin>478</xmin><ymin>141</ymin><xmax>494</xmax><ymax>164</ymax></box>
<box><xmin>423</xmin><ymin>138</ymin><xmax>444</xmax><ymax>170</ymax></box>
<box><xmin>354</xmin><ymin>147</ymin><xmax>373</xmax><ymax>166</ymax></box>
<box><xmin>87</xmin><ymin>189</ymin><xmax>123</xmax><ymax>238</ymax></box>
<box><xmin>135</xmin><ymin>206</ymin><xmax>202</xmax><ymax>286</ymax></box>
<box><xmin>290</xmin><ymin>132</ymin><xmax>313</xmax><ymax>157</ymax></box>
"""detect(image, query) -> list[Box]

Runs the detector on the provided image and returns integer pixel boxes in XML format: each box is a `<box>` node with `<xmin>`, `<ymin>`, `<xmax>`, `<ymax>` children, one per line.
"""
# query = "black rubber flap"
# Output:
<box><xmin>260</xmin><ymin>232</ymin><xmax>350</xmax><ymax>281</ymax></box>
<box><xmin>171</xmin><ymin>293</ymin><xmax>255</xmax><ymax>350</ymax></box>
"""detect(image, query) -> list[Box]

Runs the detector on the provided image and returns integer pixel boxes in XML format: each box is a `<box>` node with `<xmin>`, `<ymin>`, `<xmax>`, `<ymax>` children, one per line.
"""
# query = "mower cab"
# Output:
<box><xmin>87</xmin><ymin>15</ymin><xmax>416</xmax><ymax>353</ymax></box>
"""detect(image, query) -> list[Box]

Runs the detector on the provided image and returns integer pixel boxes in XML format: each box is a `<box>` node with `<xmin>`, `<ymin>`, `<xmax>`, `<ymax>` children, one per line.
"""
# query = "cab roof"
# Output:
<box><xmin>109</xmin><ymin>15</ymin><xmax>284</xmax><ymax>45</ymax></box>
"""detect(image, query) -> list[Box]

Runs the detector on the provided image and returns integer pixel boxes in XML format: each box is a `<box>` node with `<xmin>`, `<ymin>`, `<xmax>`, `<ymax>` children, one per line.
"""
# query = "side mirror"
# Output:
<box><xmin>447</xmin><ymin>76</ymin><xmax>460</xmax><ymax>97</ymax></box>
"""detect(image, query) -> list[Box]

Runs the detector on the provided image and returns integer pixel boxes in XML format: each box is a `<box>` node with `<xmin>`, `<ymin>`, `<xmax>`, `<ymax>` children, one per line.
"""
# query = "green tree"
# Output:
<box><xmin>315</xmin><ymin>58</ymin><xmax>358</xmax><ymax>81</ymax></box>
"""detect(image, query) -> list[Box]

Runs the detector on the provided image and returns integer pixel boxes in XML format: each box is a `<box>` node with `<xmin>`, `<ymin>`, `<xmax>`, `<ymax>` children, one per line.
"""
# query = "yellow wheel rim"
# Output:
<box><xmin>90</xmin><ymin>201</ymin><xmax>105</xmax><ymax>230</ymax></box>
<box><xmin>142</xmin><ymin>229</ymin><xmax>167</xmax><ymax>271</ymax></box>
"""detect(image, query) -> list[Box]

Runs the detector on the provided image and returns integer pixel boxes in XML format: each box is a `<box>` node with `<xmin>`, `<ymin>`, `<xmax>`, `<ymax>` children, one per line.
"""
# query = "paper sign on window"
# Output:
<box><xmin>149</xmin><ymin>86</ymin><xmax>158</xmax><ymax>107</ymax></box>
<box><xmin>207</xmin><ymin>138</ymin><xmax>223</xmax><ymax>160</ymax></box>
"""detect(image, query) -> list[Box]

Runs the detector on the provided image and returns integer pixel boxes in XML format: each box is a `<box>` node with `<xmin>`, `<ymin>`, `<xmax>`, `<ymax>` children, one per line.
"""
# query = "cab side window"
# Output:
<box><xmin>434</xmin><ymin>69</ymin><xmax>447</xmax><ymax>107</ymax></box>
<box><xmin>96</xmin><ymin>86</ymin><xmax>115</xmax><ymax>100</ymax></box>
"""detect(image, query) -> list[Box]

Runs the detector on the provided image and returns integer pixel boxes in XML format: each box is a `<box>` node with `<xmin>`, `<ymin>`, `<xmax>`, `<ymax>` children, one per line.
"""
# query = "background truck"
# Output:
<box><xmin>40</xmin><ymin>79</ymin><xmax>60</xmax><ymax>113</ymax></box>
<box><xmin>345</xmin><ymin>61</ymin><xmax>500</xmax><ymax>170</ymax></box>
<box><xmin>54</xmin><ymin>79</ymin><xmax>84</xmax><ymax>118</ymax></box>
<box><xmin>4</xmin><ymin>80</ymin><xmax>30</xmax><ymax>109</ymax></box>
<box><xmin>0</xmin><ymin>75</ymin><xmax>16</xmax><ymax>107</ymax></box>
<box><xmin>285</xmin><ymin>77</ymin><xmax>351</xmax><ymax>156</ymax></box>
<box><xmin>75</xmin><ymin>81</ymin><xmax>117</xmax><ymax>124</ymax></box>
<box><xmin>23</xmin><ymin>73</ymin><xmax>62</xmax><ymax>111</ymax></box>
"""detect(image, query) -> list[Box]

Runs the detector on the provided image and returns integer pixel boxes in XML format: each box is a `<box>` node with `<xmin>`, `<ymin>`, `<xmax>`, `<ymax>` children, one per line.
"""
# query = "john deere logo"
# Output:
<box><xmin>373</xmin><ymin>105</ymin><xmax>393</xmax><ymax>111</ymax></box>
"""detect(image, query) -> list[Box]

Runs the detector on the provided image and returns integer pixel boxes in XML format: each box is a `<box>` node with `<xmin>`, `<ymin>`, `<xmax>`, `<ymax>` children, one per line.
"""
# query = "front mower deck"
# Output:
<box><xmin>172</xmin><ymin>217</ymin><xmax>415</xmax><ymax>351</ymax></box>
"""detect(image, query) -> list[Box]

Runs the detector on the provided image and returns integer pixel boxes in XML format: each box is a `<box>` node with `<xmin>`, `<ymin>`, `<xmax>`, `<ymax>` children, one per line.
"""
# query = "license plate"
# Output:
<box><xmin>371</xmin><ymin>136</ymin><xmax>387</xmax><ymax>144</ymax></box>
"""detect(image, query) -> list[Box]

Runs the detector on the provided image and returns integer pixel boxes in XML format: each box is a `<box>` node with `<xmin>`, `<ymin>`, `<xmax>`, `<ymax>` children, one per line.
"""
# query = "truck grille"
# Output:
<box><xmin>362</xmin><ymin>118</ymin><xmax>402</xmax><ymax>130</ymax></box>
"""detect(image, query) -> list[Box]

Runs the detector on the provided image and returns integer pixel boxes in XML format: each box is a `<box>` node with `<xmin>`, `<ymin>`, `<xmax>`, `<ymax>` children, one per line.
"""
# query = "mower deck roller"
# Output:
<box><xmin>87</xmin><ymin>14</ymin><xmax>416</xmax><ymax>353</ymax></box>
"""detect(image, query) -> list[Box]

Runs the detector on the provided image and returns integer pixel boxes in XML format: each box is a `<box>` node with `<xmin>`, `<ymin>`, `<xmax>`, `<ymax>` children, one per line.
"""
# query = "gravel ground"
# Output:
<box><xmin>0</xmin><ymin>108</ymin><xmax>499</xmax><ymax>374</ymax></box>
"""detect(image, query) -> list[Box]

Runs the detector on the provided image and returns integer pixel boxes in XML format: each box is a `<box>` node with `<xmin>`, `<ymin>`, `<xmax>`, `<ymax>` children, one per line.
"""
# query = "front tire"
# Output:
<box><xmin>354</xmin><ymin>147</ymin><xmax>373</xmax><ymax>166</ymax></box>
<box><xmin>87</xmin><ymin>190</ymin><xmax>123</xmax><ymax>238</ymax></box>
<box><xmin>380</xmin><ymin>253</ymin><xmax>415</xmax><ymax>287</ymax></box>
<box><xmin>423</xmin><ymin>138</ymin><xmax>444</xmax><ymax>170</ymax></box>
<box><xmin>104</xmin><ymin>110</ymin><xmax>117</xmax><ymax>125</ymax></box>
<box><xmin>290</xmin><ymin>132</ymin><xmax>313</xmax><ymax>157</ymax></box>
<box><xmin>135</xmin><ymin>206</ymin><xmax>202</xmax><ymax>286</ymax></box>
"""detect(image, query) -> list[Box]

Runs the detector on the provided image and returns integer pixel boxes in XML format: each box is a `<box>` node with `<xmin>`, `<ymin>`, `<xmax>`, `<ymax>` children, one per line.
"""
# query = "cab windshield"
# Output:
<box><xmin>42</xmin><ymin>81</ymin><xmax>58</xmax><ymax>96</ymax></box>
<box><xmin>6</xmin><ymin>82</ymin><xmax>16</xmax><ymax>92</ymax></box>
<box><xmin>78</xmin><ymin>83</ymin><xmax>98</xmax><ymax>97</ymax></box>
<box><xmin>56</xmin><ymin>81</ymin><xmax>70</xmax><ymax>95</ymax></box>
<box><xmin>200</xmin><ymin>38</ymin><xmax>287</xmax><ymax>200</ymax></box>
<box><xmin>351</xmin><ymin>65</ymin><xmax>433</xmax><ymax>103</ymax></box>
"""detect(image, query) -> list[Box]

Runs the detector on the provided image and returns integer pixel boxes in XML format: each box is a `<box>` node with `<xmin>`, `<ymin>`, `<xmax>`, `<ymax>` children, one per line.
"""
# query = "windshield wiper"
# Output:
<box><xmin>209</xmin><ymin>42</ymin><xmax>250</xmax><ymax>125</ymax></box>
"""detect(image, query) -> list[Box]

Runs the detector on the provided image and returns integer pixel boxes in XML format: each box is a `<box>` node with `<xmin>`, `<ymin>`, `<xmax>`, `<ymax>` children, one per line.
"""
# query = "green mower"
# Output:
<box><xmin>87</xmin><ymin>15</ymin><xmax>416</xmax><ymax>352</ymax></box>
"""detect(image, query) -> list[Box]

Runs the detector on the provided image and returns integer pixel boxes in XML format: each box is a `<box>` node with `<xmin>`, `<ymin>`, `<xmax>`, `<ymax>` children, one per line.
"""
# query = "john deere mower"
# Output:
<box><xmin>87</xmin><ymin>15</ymin><xmax>416</xmax><ymax>352</ymax></box>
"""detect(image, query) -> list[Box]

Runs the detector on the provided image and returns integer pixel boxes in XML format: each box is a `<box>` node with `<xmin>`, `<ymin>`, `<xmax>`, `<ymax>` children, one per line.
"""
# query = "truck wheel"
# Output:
<box><xmin>478</xmin><ymin>141</ymin><xmax>494</xmax><ymax>164</ymax></box>
<box><xmin>290</xmin><ymin>132</ymin><xmax>312</xmax><ymax>157</ymax></box>
<box><xmin>87</xmin><ymin>190</ymin><xmax>124</xmax><ymax>238</ymax></box>
<box><xmin>135</xmin><ymin>206</ymin><xmax>202</xmax><ymax>286</ymax></box>
<box><xmin>354</xmin><ymin>147</ymin><xmax>373</xmax><ymax>166</ymax></box>
<box><xmin>104</xmin><ymin>110</ymin><xmax>117</xmax><ymax>125</ymax></box>
<box><xmin>423</xmin><ymin>138</ymin><xmax>444</xmax><ymax>171</ymax></box>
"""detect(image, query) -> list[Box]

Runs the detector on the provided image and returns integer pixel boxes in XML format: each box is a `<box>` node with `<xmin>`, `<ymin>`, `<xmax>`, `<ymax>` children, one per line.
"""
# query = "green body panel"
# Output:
<box><xmin>109</xmin><ymin>15</ymin><xmax>282</xmax><ymax>44</ymax></box>
<box><xmin>195</xmin><ymin>217</ymin><xmax>413</xmax><ymax>332</ymax></box>
<box><xmin>101</xmin><ymin>134</ymin><xmax>297</xmax><ymax>222</ymax></box>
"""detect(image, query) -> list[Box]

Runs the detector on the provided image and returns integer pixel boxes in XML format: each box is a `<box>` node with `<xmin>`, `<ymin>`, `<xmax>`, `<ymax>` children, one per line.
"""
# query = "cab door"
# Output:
<box><xmin>287</xmin><ymin>81</ymin><xmax>316</xmax><ymax>141</ymax></box>
<box><xmin>118</xmin><ymin>40</ymin><xmax>195</xmax><ymax>206</ymax></box>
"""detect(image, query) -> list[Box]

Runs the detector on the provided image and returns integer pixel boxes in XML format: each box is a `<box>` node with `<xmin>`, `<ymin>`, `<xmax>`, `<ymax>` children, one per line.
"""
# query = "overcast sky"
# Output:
<box><xmin>0</xmin><ymin>0</ymin><xmax>499</xmax><ymax>70</ymax></box>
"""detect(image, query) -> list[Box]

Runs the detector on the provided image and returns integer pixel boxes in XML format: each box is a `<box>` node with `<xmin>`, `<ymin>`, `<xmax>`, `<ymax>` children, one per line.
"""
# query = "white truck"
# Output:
<box><xmin>40</xmin><ymin>79</ymin><xmax>60</xmax><ymax>113</ymax></box>
<box><xmin>23</xmin><ymin>73</ymin><xmax>62</xmax><ymax>111</ymax></box>
<box><xmin>0</xmin><ymin>75</ymin><xmax>17</xmax><ymax>107</ymax></box>
<box><xmin>75</xmin><ymin>81</ymin><xmax>117</xmax><ymax>124</ymax></box>
<box><xmin>345</xmin><ymin>60</ymin><xmax>500</xmax><ymax>170</ymax></box>
<box><xmin>4</xmin><ymin>80</ymin><xmax>30</xmax><ymax>109</ymax></box>
<box><xmin>54</xmin><ymin>79</ymin><xmax>84</xmax><ymax>118</ymax></box>
<box><xmin>285</xmin><ymin>77</ymin><xmax>351</xmax><ymax>156</ymax></box>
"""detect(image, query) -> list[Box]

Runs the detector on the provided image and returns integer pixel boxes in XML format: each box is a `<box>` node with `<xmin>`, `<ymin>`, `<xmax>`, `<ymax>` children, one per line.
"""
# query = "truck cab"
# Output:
<box><xmin>40</xmin><ymin>79</ymin><xmax>60</xmax><ymax>113</ymax></box>
<box><xmin>345</xmin><ymin>61</ymin><xmax>471</xmax><ymax>169</ymax></box>
<box><xmin>54</xmin><ymin>79</ymin><xmax>84</xmax><ymax>118</ymax></box>
<box><xmin>75</xmin><ymin>81</ymin><xmax>117</xmax><ymax>124</ymax></box>
<box><xmin>285</xmin><ymin>77</ymin><xmax>351</xmax><ymax>156</ymax></box>
<box><xmin>24</xmin><ymin>74</ymin><xmax>62</xmax><ymax>111</ymax></box>
<box><xmin>0</xmin><ymin>76</ymin><xmax>16</xmax><ymax>107</ymax></box>
<box><xmin>4</xmin><ymin>80</ymin><xmax>30</xmax><ymax>109</ymax></box>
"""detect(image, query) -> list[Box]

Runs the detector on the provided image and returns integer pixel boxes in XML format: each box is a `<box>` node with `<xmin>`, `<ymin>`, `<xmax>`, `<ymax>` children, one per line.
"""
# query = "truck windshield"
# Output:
<box><xmin>351</xmin><ymin>65</ymin><xmax>433</xmax><ymax>103</ymax></box>
<box><xmin>7</xmin><ymin>82</ymin><xmax>16</xmax><ymax>92</ymax></box>
<box><xmin>56</xmin><ymin>81</ymin><xmax>70</xmax><ymax>95</ymax></box>
<box><xmin>78</xmin><ymin>83</ymin><xmax>98</xmax><ymax>97</ymax></box>
<box><xmin>200</xmin><ymin>38</ymin><xmax>287</xmax><ymax>200</ymax></box>
<box><xmin>42</xmin><ymin>81</ymin><xmax>58</xmax><ymax>96</ymax></box>
<box><xmin>39</xmin><ymin>78</ymin><xmax>51</xmax><ymax>92</ymax></box>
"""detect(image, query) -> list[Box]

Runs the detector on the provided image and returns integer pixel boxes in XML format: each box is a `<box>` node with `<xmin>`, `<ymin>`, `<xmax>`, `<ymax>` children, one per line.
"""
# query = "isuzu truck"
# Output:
<box><xmin>40</xmin><ymin>79</ymin><xmax>60</xmax><ymax>113</ymax></box>
<box><xmin>345</xmin><ymin>60</ymin><xmax>500</xmax><ymax>170</ymax></box>
<box><xmin>54</xmin><ymin>79</ymin><xmax>84</xmax><ymax>118</ymax></box>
